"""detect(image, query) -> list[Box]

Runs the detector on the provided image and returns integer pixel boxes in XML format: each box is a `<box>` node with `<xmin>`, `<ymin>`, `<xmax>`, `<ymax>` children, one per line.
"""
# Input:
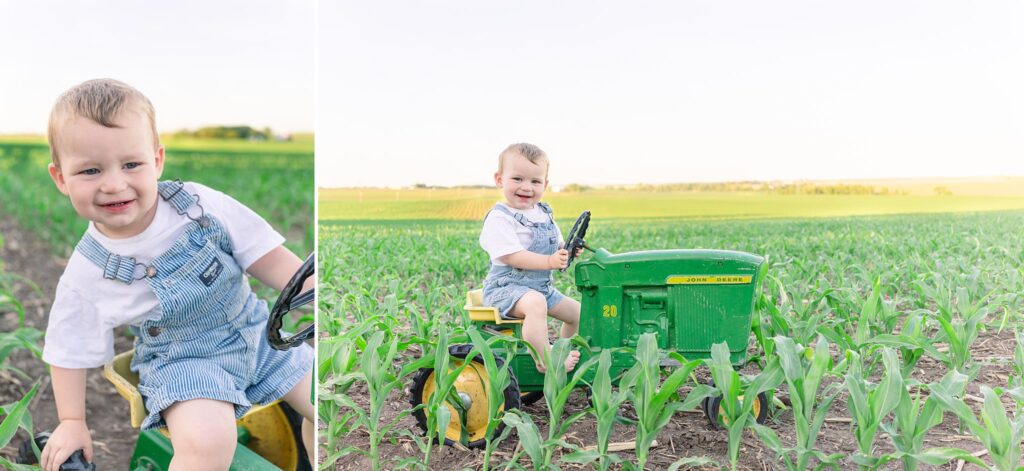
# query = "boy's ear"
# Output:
<box><xmin>48</xmin><ymin>163</ymin><xmax>69</xmax><ymax>195</ymax></box>
<box><xmin>494</xmin><ymin>171</ymin><xmax>503</xmax><ymax>187</ymax></box>
<box><xmin>153</xmin><ymin>145</ymin><xmax>166</xmax><ymax>179</ymax></box>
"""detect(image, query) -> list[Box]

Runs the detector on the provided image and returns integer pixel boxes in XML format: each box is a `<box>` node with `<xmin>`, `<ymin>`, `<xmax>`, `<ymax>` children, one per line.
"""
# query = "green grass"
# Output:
<box><xmin>0</xmin><ymin>140</ymin><xmax>313</xmax><ymax>257</ymax></box>
<box><xmin>318</xmin><ymin>187</ymin><xmax>1024</xmax><ymax>222</ymax></box>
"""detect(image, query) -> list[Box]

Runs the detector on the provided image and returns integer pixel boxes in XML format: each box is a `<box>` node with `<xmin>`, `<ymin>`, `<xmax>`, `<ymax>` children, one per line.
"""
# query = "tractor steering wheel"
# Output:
<box><xmin>561</xmin><ymin>210</ymin><xmax>591</xmax><ymax>272</ymax></box>
<box><xmin>267</xmin><ymin>252</ymin><xmax>315</xmax><ymax>350</ymax></box>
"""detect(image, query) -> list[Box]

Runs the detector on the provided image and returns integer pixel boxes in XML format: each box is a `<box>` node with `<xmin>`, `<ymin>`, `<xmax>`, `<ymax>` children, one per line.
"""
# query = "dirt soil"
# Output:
<box><xmin>0</xmin><ymin>216</ymin><xmax>136</xmax><ymax>469</ymax></box>
<box><xmin>323</xmin><ymin>331</ymin><xmax>1018</xmax><ymax>470</ymax></box>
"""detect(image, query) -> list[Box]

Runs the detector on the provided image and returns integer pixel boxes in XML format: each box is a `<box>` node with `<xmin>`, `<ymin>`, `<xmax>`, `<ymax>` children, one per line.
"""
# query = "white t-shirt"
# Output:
<box><xmin>42</xmin><ymin>182</ymin><xmax>284</xmax><ymax>369</ymax></box>
<box><xmin>479</xmin><ymin>202</ymin><xmax>563</xmax><ymax>266</ymax></box>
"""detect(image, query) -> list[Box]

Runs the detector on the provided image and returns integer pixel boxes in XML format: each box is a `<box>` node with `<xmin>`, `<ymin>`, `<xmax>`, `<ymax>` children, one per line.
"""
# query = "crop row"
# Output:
<box><xmin>0</xmin><ymin>234</ymin><xmax>45</xmax><ymax>469</ymax></box>
<box><xmin>318</xmin><ymin>211</ymin><xmax>1024</xmax><ymax>470</ymax></box>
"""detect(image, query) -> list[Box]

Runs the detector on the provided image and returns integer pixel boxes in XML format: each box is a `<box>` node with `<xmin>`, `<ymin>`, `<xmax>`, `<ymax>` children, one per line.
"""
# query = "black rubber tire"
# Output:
<box><xmin>702</xmin><ymin>391</ymin><xmax>769</xmax><ymax>430</ymax></box>
<box><xmin>409</xmin><ymin>347</ymin><xmax>521</xmax><ymax>448</ymax></box>
<box><xmin>279</xmin><ymin>401</ymin><xmax>313</xmax><ymax>471</ymax></box>
<box><xmin>520</xmin><ymin>391</ymin><xmax>544</xmax><ymax>406</ymax></box>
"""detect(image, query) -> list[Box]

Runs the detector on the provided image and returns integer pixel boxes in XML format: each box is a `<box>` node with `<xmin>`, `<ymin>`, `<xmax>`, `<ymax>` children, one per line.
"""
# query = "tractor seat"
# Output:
<box><xmin>102</xmin><ymin>351</ymin><xmax>277</xmax><ymax>429</ymax></box>
<box><xmin>465</xmin><ymin>289</ymin><xmax>523</xmax><ymax>325</ymax></box>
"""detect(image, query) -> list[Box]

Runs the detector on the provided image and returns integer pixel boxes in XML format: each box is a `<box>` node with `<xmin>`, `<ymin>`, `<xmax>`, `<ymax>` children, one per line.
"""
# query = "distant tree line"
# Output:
<box><xmin>407</xmin><ymin>181</ymin><xmax>930</xmax><ymax>196</ymax></box>
<box><xmin>558</xmin><ymin>181</ymin><xmax>910</xmax><ymax>195</ymax></box>
<box><xmin>171</xmin><ymin>126</ymin><xmax>289</xmax><ymax>141</ymax></box>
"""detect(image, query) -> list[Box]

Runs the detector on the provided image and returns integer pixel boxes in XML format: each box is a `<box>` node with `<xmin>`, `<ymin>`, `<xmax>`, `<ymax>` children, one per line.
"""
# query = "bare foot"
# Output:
<box><xmin>534</xmin><ymin>350</ymin><xmax>582</xmax><ymax>374</ymax></box>
<box><xmin>564</xmin><ymin>350</ymin><xmax>580</xmax><ymax>372</ymax></box>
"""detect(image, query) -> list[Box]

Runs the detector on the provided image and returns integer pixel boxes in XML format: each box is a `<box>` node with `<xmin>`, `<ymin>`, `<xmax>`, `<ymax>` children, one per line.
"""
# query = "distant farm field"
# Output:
<box><xmin>318</xmin><ymin>186</ymin><xmax>1024</xmax><ymax>221</ymax></box>
<box><xmin>0</xmin><ymin>138</ymin><xmax>314</xmax><ymax>256</ymax></box>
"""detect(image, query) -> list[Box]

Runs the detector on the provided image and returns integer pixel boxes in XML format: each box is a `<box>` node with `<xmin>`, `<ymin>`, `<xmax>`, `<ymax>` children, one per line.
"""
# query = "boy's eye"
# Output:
<box><xmin>80</xmin><ymin>168</ymin><xmax>100</xmax><ymax>176</ymax></box>
<box><xmin>124</xmin><ymin>162</ymin><xmax>142</xmax><ymax>170</ymax></box>
<box><xmin>511</xmin><ymin>177</ymin><xmax>522</xmax><ymax>182</ymax></box>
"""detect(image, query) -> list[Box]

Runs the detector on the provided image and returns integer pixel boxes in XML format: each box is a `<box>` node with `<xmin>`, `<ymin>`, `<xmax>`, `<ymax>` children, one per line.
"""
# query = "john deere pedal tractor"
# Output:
<box><xmin>19</xmin><ymin>254</ymin><xmax>316</xmax><ymax>471</ymax></box>
<box><xmin>409</xmin><ymin>212</ymin><xmax>769</xmax><ymax>446</ymax></box>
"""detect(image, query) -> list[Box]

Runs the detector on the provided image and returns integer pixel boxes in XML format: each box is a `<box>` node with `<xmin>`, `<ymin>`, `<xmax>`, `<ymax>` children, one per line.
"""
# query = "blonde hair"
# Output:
<box><xmin>498</xmin><ymin>143</ymin><xmax>549</xmax><ymax>178</ymax></box>
<box><xmin>48</xmin><ymin>79</ymin><xmax>159</xmax><ymax>167</ymax></box>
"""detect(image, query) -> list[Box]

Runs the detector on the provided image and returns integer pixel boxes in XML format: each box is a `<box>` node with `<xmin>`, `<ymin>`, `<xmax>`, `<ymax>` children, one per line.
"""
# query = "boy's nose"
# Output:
<box><xmin>100</xmin><ymin>173</ymin><xmax>129</xmax><ymax>193</ymax></box>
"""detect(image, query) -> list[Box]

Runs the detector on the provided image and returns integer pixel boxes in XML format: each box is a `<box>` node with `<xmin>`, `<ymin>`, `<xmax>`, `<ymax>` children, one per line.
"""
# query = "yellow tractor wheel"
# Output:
<box><xmin>702</xmin><ymin>390</ymin><xmax>769</xmax><ymax>430</ymax></box>
<box><xmin>409</xmin><ymin>351</ymin><xmax>521</xmax><ymax>448</ymax></box>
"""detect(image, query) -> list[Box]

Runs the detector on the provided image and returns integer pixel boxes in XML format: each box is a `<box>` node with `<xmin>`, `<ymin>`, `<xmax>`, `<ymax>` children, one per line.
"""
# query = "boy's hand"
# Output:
<box><xmin>41</xmin><ymin>419</ymin><xmax>92</xmax><ymax>471</ymax></box>
<box><xmin>547</xmin><ymin>249</ymin><xmax>570</xmax><ymax>269</ymax></box>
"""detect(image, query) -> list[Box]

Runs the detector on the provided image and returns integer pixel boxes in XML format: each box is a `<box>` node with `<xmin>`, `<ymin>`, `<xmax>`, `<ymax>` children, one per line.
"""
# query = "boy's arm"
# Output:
<box><xmin>499</xmin><ymin>249</ymin><xmax>569</xmax><ymax>270</ymax></box>
<box><xmin>246</xmin><ymin>245</ymin><xmax>316</xmax><ymax>292</ymax></box>
<box><xmin>42</xmin><ymin>366</ymin><xmax>92</xmax><ymax>470</ymax></box>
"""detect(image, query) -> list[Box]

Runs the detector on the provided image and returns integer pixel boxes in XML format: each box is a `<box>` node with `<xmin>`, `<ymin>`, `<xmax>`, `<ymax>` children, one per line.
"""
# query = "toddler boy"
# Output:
<box><xmin>479</xmin><ymin>143</ymin><xmax>581</xmax><ymax>373</ymax></box>
<box><xmin>40</xmin><ymin>79</ymin><xmax>314</xmax><ymax>471</ymax></box>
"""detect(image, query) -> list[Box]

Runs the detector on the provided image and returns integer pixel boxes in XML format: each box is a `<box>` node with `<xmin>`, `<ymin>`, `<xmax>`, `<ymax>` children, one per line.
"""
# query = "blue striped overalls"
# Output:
<box><xmin>482</xmin><ymin>203</ymin><xmax>566</xmax><ymax>319</ymax></box>
<box><xmin>75</xmin><ymin>180</ymin><xmax>312</xmax><ymax>429</ymax></box>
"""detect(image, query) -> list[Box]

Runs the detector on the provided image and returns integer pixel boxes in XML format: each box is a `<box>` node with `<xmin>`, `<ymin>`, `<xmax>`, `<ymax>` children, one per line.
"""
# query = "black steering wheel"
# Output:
<box><xmin>267</xmin><ymin>252</ymin><xmax>315</xmax><ymax>350</ymax></box>
<box><xmin>561</xmin><ymin>210</ymin><xmax>591</xmax><ymax>272</ymax></box>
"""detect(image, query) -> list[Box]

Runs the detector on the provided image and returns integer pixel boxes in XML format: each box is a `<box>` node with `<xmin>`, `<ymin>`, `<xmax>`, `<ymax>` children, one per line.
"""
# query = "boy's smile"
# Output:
<box><xmin>48</xmin><ymin>110</ymin><xmax>165</xmax><ymax>239</ymax></box>
<box><xmin>495</xmin><ymin>152</ymin><xmax>548</xmax><ymax>210</ymax></box>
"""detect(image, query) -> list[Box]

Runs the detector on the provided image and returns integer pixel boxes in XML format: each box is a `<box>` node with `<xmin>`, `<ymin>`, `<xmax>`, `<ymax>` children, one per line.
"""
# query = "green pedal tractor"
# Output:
<box><xmin>19</xmin><ymin>254</ymin><xmax>316</xmax><ymax>471</ymax></box>
<box><xmin>409</xmin><ymin>212</ymin><xmax>770</xmax><ymax>446</ymax></box>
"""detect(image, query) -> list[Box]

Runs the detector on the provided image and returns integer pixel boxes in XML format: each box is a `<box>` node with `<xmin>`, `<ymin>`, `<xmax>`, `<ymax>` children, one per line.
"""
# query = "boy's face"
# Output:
<box><xmin>494</xmin><ymin>152</ymin><xmax>548</xmax><ymax>210</ymax></box>
<box><xmin>48</xmin><ymin>109</ymin><xmax>165</xmax><ymax>239</ymax></box>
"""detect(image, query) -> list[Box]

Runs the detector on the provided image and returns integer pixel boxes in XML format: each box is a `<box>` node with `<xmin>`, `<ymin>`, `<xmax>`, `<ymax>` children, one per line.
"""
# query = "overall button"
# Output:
<box><xmin>147</xmin><ymin>326</ymin><xmax>161</xmax><ymax>337</ymax></box>
<box><xmin>146</xmin><ymin>265</ymin><xmax>158</xmax><ymax>278</ymax></box>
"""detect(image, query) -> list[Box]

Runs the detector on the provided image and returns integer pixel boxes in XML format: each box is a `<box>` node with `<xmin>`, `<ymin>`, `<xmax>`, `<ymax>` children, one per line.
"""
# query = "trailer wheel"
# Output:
<box><xmin>700</xmin><ymin>376</ymin><xmax>769</xmax><ymax>429</ymax></box>
<box><xmin>702</xmin><ymin>390</ymin><xmax>769</xmax><ymax>430</ymax></box>
<box><xmin>409</xmin><ymin>351</ymin><xmax>521</xmax><ymax>448</ymax></box>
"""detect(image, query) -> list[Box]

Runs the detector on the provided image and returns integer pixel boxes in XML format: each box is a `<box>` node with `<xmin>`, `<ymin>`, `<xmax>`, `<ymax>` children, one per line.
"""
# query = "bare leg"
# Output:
<box><xmin>282</xmin><ymin>368</ymin><xmax>315</xmax><ymax>465</ymax></box>
<box><xmin>548</xmin><ymin>297</ymin><xmax>581</xmax><ymax>339</ymax></box>
<box><xmin>163</xmin><ymin>399</ymin><xmax>237</xmax><ymax>471</ymax></box>
<box><xmin>510</xmin><ymin>291</ymin><xmax>579</xmax><ymax>373</ymax></box>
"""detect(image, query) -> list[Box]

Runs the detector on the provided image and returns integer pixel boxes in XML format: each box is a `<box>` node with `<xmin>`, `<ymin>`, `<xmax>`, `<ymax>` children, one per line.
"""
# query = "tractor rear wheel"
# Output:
<box><xmin>409</xmin><ymin>351</ymin><xmax>521</xmax><ymax>448</ymax></box>
<box><xmin>238</xmin><ymin>401</ymin><xmax>312</xmax><ymax>470</ymax></box>
<box><xmin>520</xmin><ymin>391</ymin><xmax>544</xmax><ymax>406</ymax></box>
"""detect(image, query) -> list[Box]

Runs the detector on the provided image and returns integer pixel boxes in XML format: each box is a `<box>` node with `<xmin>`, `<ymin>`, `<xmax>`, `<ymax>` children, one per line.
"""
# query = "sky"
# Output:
<box><xmin>318</xmin><ymin>1</ymin><xmax>1024</xmax><ymax>187</ymax></box>
<box><xmin>0</xmin><ymin>0</ymin><xmax>314</xmax><ymax>135</ymax></box>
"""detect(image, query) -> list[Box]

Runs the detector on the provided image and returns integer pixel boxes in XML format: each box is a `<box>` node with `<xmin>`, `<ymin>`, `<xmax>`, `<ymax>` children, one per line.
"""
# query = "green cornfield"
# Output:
<box><xmin>318</xmin><ymin>208</ymin><xmax>1024</xmax><ymax>470</ymax></box>
<box><xmin>0</xmin><ymin>138</ymin><xmax>314</xmax><ymax>257</ymax></box>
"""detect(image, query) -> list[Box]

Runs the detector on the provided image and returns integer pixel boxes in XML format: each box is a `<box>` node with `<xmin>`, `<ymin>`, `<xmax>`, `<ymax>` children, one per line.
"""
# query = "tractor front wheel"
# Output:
<box><xmin>409</xmin><ymin>351</ymin><xmax>521</xmax><ymax>448</ymax></box>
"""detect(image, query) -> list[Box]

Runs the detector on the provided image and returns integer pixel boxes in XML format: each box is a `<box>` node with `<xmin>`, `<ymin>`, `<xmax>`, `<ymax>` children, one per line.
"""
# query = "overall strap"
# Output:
<box><xmin>75</xmin><ymin>233</ymin><xmax>140</xmax><ymax>284</ymax></box>
<box><xmin>158</xmin><ymin>179</ymin><xmax>210</xmax><ymax>227</ymax></box>
<box><xmin>488</xmin><ymin>203</ymin><xmax>536</xmax><ymax>227</ymax></box>
<box><xmin>536</xmin><ymin>202</ymin><xmax>555</xmax><ymax>224</ymax></box>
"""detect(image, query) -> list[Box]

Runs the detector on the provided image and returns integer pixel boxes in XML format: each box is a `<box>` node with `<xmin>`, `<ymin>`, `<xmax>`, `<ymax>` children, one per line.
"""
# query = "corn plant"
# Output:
<box><xmin>561</xmin><ymin>348</ymin><xmax>633</xmax><ymax>471</ymax></box>
<box><xmin>0</xmin><ymin>328</ymin><xmax>43</xmax><ymax>380</ymax></box>
<box><xmin>497</xmin><ymin>339</ymin><xmax>593</xmax><ymax>470</ymax></box>
<box><xmin>752</xmin><ymin>336</ymin><xmax>843</xmax><ymax>470</ymax></box>
<box><xmin>706</xmin><ymin>341</ymin><xmax>784</xmax><ymax>471</ymax></box>
<box><xmin>465</xmin><ymin>328</ymin><xmax>519</xmax><ymax>471</ymax></box>
<box><xmin>404</xmin><ymin>323</ymin><xmax>458</xmax><ymax>468</ymax></box>
<box><xmin>879</xmin><ymin>370</ymin><xmax>970</xmax><ymax>471</ymax></box>
<box><xmin>914</xmin><ymin>275</ymin><xmax>994</xmax><ymax>381</ymax></box>
<box><xmin>628</xmin><ymin>333</ymin><xmax>710</xmax><ymax>470</ymax></box>
<box><xmin>928</xmin><ymin>384</ymin><xmax>1024</xmax><ymax>471</ymax></box>
<box><xmin>337</xmin><ymin>331</ymin><xmax>429</xmax><ymax>471</ymax></box>
<box><xmin>845</xmin><ymin>348</ymin><xmax>904</xmax><ymax>469</ymax></box>
<box><xmin>1009</xmin><ymin>330</ymin><xmax>1024</xmax><ymax>405</ymax></box>
<box><xmin>0</xmin><ymin>382</ymin><xmax>39</xmax><ymax>471</ymax></box>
